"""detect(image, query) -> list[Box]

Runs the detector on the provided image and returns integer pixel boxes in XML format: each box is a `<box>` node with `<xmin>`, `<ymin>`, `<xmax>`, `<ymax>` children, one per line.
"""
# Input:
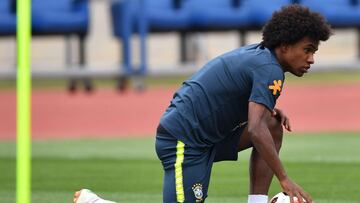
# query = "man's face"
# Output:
<box><xmin>280</xmin><ymin>37</ymin><xmax>319</xmax><ymax>77</ymax></box>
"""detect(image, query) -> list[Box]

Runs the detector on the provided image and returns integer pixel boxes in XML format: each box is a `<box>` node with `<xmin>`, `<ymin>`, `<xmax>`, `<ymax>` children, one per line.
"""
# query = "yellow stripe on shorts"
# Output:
<box><xmin>175</xmin><ymin>141</ymin><xmax>185</xmax><ymax>203</ymax></box>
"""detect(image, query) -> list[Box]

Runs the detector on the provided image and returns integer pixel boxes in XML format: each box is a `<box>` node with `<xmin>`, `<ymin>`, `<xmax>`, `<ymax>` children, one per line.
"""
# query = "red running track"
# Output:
<box><xmin>0</xmin><ymin>84</ymin><xmax>359</xmax><ymax>140</ymax></box>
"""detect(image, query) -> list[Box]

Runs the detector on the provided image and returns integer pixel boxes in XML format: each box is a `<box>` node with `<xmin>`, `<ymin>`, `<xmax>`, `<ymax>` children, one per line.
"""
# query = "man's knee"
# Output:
<box><xmin>267</xmin><ymin>117</ymin><xmax>283</xmax><ymax>151</ymax></box>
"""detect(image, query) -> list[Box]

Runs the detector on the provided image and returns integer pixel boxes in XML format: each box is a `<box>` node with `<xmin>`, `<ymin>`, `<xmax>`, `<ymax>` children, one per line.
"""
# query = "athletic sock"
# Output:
<box><xmin>247</xmin><ymin>194</ymin><xmax>268</xmax><ymax>203</ymax></box>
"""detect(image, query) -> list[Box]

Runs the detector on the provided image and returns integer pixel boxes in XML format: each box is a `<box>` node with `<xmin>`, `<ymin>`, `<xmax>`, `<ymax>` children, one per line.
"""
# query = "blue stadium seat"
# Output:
<box><xmin>31</xmin><ymin>0</ymin><xmax>89</xmax><ymax>35</ymax></box>
<box><xmin>243</xmin><ymin>0</ymin><xmax>292</xmax><ymax>27</ymax></box>
<box><xmin>145</xmin><ymin>0</ymin><xmax>192</xmax><ymax>32</ymax></box>
<box><xmin>0</xmin><ymin>0</ymin><xmax>16</xmax><ymax>36</ymax></box>
<box><xmin>183</xmin><ymin>0</ymin><xmax>252</xmax><ymax>30</ymax></box>
<box><xmin>111</xmin><ymin>0</ymin><xmax>191</xmax><ymax>33</ymax></box>
<box><xmin>301</xmin><ymin>0</ymin><xmax>360</xmax><ymax>27</ymax></box>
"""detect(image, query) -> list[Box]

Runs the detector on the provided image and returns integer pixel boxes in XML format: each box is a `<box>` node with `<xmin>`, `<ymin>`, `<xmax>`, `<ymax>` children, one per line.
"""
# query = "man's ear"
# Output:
<box><xmin>279</xmin><ymin>43</ymin><xmax>289</xmax><ymax>53</ymax></box>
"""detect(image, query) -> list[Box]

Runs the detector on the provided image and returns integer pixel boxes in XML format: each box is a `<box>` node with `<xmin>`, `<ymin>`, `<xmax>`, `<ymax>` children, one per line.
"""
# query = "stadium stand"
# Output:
<box><xmin>2</xmin><ymin>0</ymin><xmax>360</xmax><ymax>90</ymax></box>
<box><xmin>109</xmin><ymin>0</ymin><xmax>295</xmax><ymax>83</ymax></box>
<box><xmin>0</xmin><ymin>0</ymin><xmax>92</xmax><ymax>92</ymax></box>
<box><xmin>110</xmin><ymin>0</ymin><xmax>360</xmax><ymax>76</ymax></box>
<box><xmin>32</xmin><ymin>0</ymin><xmax>92</xmax><ymax>92</ymax></box>
<box><xmin>0</xmin><ymin>0</ymin><xmax>16</xmax><ymax>36</ymax></box>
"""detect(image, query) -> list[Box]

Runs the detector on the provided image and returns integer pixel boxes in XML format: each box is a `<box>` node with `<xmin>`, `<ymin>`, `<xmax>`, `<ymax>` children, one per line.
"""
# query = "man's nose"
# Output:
<box><xmin>307</xmin><ymin>54</ymin><xmax>314</xmax><ymax>64</ymax></box>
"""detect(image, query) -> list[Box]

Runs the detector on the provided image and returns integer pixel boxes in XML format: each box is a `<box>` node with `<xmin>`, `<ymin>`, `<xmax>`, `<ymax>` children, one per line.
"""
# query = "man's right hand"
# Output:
<box><xmin>279</xmin><ymin>177</ymin><xmax>312</xmax><ymax>203</ymax></box>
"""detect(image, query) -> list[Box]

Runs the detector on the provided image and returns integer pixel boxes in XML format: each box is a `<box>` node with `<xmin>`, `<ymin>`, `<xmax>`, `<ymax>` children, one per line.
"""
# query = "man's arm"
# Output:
<box><xmin>247</xmin><ymin>101</ymin><xmax>311</xmax><ymax>203</ymax></box>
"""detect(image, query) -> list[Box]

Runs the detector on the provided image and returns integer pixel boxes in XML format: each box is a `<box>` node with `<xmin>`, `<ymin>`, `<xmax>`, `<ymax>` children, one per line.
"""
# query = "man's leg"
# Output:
<box><xmin>156</xmin><ymin>130</ymin><xmax>216</xmax><ymax>203</ymax></box>
<box><xmin>237</xmin><ymin>117</ymin><xmax>283</xmax><ymax>202</ymax></box>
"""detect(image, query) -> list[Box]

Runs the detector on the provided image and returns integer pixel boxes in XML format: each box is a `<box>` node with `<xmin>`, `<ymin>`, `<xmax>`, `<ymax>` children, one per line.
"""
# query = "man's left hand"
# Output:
<box><xmin>272</xmin><ymin>108</ymin><xmax>292</xmax><ymax>132</ymax></box>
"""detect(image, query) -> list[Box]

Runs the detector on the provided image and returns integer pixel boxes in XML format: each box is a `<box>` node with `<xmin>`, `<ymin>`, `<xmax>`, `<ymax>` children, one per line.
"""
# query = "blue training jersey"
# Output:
<box><xmin>160</xmin><ymin>44</ymin><xmax>285</xmax><ymax>148</ymax></box>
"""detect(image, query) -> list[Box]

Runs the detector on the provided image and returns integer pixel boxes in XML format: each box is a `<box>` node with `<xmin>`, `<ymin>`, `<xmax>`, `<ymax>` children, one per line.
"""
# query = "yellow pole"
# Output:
<box><xmin>16</xmin><ymin>0</ymin><xmax>31</xmax><ymax>202</ymax></box>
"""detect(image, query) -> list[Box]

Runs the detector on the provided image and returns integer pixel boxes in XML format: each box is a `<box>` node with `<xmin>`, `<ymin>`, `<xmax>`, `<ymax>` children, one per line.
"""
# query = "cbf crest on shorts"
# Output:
<box><xmin>192</xmin><ymin>183</ymin><xmax>203</xmax><ymax>202</ymax></box>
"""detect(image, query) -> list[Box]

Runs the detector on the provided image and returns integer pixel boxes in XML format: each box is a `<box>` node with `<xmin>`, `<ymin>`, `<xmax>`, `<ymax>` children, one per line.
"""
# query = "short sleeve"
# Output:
<box><xmin>249</xmin><ymin>64</ymin><xmax>284</xmax><ymax>111</ymax></box>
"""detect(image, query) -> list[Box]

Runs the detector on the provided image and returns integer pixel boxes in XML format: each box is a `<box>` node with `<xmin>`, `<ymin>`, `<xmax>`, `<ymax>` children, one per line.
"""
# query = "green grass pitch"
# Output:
<box><xmin>0</xmin><ymin>132</ymin><xmax>359</xmax><ymax>203</ymax></box>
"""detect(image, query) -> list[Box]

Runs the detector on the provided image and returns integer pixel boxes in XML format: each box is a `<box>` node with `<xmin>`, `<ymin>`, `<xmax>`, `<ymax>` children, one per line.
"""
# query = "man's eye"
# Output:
<box><xmin>304</xmin><ymin>48</ymin><xmax>315</xmax><ymax>54</ymax></box>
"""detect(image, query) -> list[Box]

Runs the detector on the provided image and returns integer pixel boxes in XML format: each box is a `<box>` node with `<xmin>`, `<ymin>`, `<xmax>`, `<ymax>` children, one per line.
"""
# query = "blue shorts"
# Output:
<box><xmin>155</xmin><ymin>125</ymin><xmax>245</xmax><ymax>203</ymax></box>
